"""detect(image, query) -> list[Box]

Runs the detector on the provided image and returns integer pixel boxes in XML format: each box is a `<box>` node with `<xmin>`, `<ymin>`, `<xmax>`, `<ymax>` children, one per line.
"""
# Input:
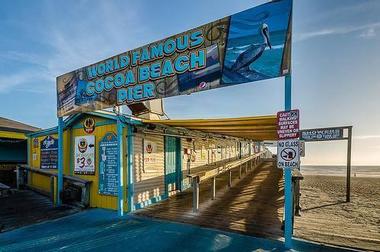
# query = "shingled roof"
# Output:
<box><xmin>0</xmin><ymin>117</ymin><xmax>40</xmax><ymax>133</ymax></box>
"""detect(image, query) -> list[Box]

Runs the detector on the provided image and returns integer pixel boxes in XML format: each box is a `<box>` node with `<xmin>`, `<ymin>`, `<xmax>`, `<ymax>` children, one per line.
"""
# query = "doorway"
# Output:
<box><xmin>164</xmin><ymin>136</ymin><xmax>182</xmax><ymax>196</ymax></box>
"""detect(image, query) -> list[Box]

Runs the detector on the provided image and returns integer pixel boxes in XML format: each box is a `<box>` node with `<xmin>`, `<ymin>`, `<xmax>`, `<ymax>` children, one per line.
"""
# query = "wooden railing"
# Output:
<box><xmin>187</xmin><ymin>151</ymin><xmax>268</xmax><ymax>212</ymax></box>
<box><xmin>16</xmin><ymin>165</ymin><xmax>92</xmax><ymax>208</ymax></box>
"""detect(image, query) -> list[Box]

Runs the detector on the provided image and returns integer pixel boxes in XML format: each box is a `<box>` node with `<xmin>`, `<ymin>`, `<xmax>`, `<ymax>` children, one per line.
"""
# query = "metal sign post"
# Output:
<box><xmin>283</xmin><ymin>74</ymin><xmax>293</xmax><ymax>249</ymax></box>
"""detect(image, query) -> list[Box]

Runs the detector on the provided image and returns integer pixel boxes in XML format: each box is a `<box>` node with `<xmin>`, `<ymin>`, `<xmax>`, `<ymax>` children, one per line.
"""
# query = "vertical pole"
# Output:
<box><xmin>127</xmin><ymin>123</ymin><xmax>134</xmax><ymax>213</ymax></box>
<box><xmin>57</xmin><ymin>117</ymin><xmax>64</xmax><ymax>206</ymax></box>
<box><xmin>284</xmin><ymin>74</ymin><xmax>293</xmax><ymax>248</ymax></box>
<box><xmin>228</xmin><ymin>170</ymin><xmax>232</xmax><ymax>187</ymax></box>
<box><xmin>346</xmin><ymin>126</ymin><xmax>352</xmax><ymax>202</ymax></box>
<box><xmin>239</xmin><ymin>165</ymin><xmax>242</xmax><ymax>179</ymax></box>
<box><xmin>27</xmin><ymin>138</ymin><xmax>31</xmax><ymax>167</ymax></box>
<box><xmin>212</xmin><ymin>176</ymin><xmax>216</xmax><ymax>200</ymax></box>
<box><xmin>117</xmin><ymin>117</ymin><xmax>125</xmax><ymax>216</ymax></box>
<box><xmin>192</xmin><ymin>176</ymin><xmax>199</xmax><ymax>212</ymax></box>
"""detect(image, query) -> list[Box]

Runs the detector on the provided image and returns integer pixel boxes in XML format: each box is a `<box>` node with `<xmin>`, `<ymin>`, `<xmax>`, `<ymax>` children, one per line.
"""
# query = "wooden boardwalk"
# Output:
<box><xmin>135</xmin><ymin>160</ymin><xmax>284</xmax><ymax>238</ymax></box>
<box><xmin>0</xmin><ymin>190</ymin><xmax>79</xmax><ymax>232</ymax></box>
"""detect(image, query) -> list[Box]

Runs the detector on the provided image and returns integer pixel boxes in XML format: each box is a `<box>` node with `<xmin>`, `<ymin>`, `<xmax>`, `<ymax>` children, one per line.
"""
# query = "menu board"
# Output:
<box><xmin>40</xmin><ymin>136</ymin><xmax>58</xmax><ymax>169</ymax></box>
<box><xmin>99</xmin><ymin>132</ymin><xmax>118</xmax><ymax>196</ymax></box>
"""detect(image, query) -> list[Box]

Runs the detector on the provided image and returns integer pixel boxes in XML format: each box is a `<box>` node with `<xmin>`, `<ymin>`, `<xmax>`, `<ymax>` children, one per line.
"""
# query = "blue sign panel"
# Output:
<box><xmin>40</xmin><ymin>136</ymin><xmax>58</xmax><ymax>169</ymax></box>
<box><xmin>99</xmin><ymin>132</ymin><xmax>118</xmax><ymax>196</ymax></box>
<box><xmin>57</xmin><ymin>0</ymin><xmax>292</xmax><ymax>116</ymax></box>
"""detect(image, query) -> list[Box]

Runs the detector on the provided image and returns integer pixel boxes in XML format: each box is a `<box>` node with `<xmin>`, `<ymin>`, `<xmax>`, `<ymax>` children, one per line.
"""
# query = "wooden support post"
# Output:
<box><xmin>346</xmin><ymin>126</ymin><xmax>352</xmax><ymax>202</ymax></box>
<box><xmin>228</xmin><ymin>170</ymin><xmax>232</xmax><ymax>187</ymax></box>
<box><xmin>16</xmin><ymin>166</ymin><xmax>20</xmax><ymax>190</ymax></box>
<box><xmin>50</xmin><ymin>176</ymin><xmax>55</xmax><ymax>202</ymax></box>
<box><xmin>57</xmin><ymin>117</ymin><xmax>64</xmax><ymax>206</ymax></box>
<box><xmin>212</xmin><ymin>176</ymin><xmax>216</xmax><ymax>200</ymax></box>
<box><xmin>192</xmin><ymin>176</ymin><xmax>200</xmax><ymax>212</ymax></box>
<box><xmin>239</xmin><ymin>165</ymin><xmax>242</xmax><ymax>179</ymax></box>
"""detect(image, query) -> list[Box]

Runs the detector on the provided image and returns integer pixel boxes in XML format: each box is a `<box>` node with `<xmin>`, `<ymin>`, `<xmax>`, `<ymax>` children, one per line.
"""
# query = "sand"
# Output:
<box><xmin>294</xmin><ymin>175</ymin><xmax>380</xmax><ymax>251</ymax></box>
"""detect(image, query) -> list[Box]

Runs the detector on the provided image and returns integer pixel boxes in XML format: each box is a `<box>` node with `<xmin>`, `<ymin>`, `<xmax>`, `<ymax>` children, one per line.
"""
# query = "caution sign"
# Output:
<box><xmin>277</xmin><ymin>139</ymin><xmax>300</xmax><ymax>169</ymax></box>
<box><xmin>277</xmin><ymin>109</ymin><xmax>299</xmax><ymax>139</ymax></box>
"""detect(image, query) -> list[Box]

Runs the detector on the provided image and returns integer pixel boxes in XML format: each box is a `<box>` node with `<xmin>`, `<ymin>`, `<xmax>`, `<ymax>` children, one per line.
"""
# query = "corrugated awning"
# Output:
<box><xmin>143</xmin><ymin>115</ymin><xmax>277</xmax><ymax>141</ymax></box>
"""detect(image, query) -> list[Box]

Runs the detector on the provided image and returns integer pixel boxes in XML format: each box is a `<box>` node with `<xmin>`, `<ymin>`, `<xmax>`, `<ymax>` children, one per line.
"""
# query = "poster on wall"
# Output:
<box><xmin>40</xmin><ymin>136</ymin><xmax>58</xmax><ymax>169</ymax></box>
<box><xmin>56</xmin><ymin>0</ymin><xmax>292</xmax><ymax>117</ymax></box>
<box><xmin>74</xmin><ymin>135</ymin><xmax>95</xmax><ymax>175</ymax></box>
<box><xmin>99</xmin><ymin>133</ymin><xmax>118</xmax><ymax>195</ymax></box>
<box><xmin>144</xmin><ymin>140</ymin><xmax>157</xmax><ymax>164</ymax></box>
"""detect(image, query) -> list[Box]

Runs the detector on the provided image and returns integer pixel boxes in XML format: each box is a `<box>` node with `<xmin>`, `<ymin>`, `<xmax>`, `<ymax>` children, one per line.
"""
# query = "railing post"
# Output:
<box><xmin>212</xmin><ymin>176</ymin><xmax>216</xmax><ymax>200</ymax></box>
<box><xmin>16</xmin><ymin>166</ymin><xmax>20</xmax><ymax>189</ymax></box>
<box><xmin>239</xmin><ymin>165</ymin><xmax>242</xmax><ymax>179</ymax></box>
<box><xmin>192</xmin><ymin>176</ymin><xmax>200</xmax><ymax>212</ymax></box>
<box><xmin>228</xmin><ymin>170</ymin><xmax>232</xmax><ymax>187</ymax></box>
<box><xmin>50</xmin><ymin>176</ymin><xmax>55</xmax><ymax>202</ymax></box>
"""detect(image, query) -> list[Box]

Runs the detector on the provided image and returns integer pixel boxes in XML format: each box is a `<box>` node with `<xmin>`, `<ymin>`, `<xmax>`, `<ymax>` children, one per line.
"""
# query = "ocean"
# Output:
<box><xmin>300</xmin><ymin>165</ymin><xmax>380</xmax><ymax>178</ymax></box>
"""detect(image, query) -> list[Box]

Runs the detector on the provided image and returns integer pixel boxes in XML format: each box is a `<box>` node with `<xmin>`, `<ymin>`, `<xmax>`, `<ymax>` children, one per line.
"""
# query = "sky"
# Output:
<box><xmin>0</xmin><ymin>0</ymin><xmax>379</xmax><ymax>165</ymax></box>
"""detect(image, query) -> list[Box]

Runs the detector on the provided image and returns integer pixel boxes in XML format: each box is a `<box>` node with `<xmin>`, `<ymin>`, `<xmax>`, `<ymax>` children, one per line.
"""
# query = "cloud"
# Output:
<box><xmin>359</xmin><ymin>27</ymin><xmax>376</xmax><ymax>39</ymax></box>
<box><xmin>0</xmin><ymin>1</ymin><xmax>146</xmax><ymax>94</ymax></box>
<box><xmin>0</xmin><ymin>69</ymin><xmax>52</xmax><ymax>93</ymax></box>
<box><xmin>295</xmin><ymin>22</ymin><xmax>380</xmax><ymax>42</ymax></box>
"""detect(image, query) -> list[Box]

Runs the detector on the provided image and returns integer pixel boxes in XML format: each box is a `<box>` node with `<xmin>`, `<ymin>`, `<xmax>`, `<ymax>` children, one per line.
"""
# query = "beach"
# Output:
<box><xmin>294</xmin><ymin>175</ymin><xmax>380</xmax><ymax>251</ymax></box>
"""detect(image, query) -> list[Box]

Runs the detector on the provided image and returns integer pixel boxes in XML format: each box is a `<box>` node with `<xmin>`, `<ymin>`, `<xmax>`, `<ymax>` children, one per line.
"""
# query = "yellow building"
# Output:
<box><xmin>0</xmin><ymin>117</ymin><xmax>39</xmax><ymax>187</ymax></box>
<box><xmin>27</xmin><ymin>111</ymin><xmax>271</xmax><ymax>212</ymax></box>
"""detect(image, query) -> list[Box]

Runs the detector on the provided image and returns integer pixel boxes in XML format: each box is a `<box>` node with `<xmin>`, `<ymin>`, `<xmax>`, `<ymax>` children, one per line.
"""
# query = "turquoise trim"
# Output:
<box><xmin>28</xmin><ymin>127</ymin><xmax>58</xmax><ymax>137</ymax></box>
<box><xmin>27</xmin><ymin>113</ymin><xmax>140</xmax><ymax>138</ymax></box>
<box><xmin>27</xmin><ymin>138</ymin><xmax>31</xmax><ymax>166</ymax></box>
<box><xmin>71</xmin><ymin>119</ymin><xmax>116</xmax><ymax>130</ymax></box>
<box><xmin>176</xmin><ymin>138</ymin><xmax>182</xmax><ymax>191</ymax></box>
<box><xmin>57</xmin><ymin>117</ymin><xmax>64</xmax><ymax>206</ymax></box>
<box><xmin>117</xmin><ymin>118</ymin><xmax>125</xmax><ymax>216</ymax></box>
<box><xmin>69</xmin><ymin>129</ymin><xmax>73</xmax><ymax>176</ymax></box>
<box><xmin>127</xmin><ymin>124</ymin><xmax>134</xmax><ymax>213</ymax></box>
<box><xmin>284</xmin><ymin>74</ymin><xmax>293</xmax><ymax>248</ymax></box>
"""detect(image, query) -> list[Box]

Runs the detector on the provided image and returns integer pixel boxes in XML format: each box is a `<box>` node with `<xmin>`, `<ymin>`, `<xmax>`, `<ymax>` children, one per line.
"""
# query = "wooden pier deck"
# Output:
<box><xmin>135</xmin><ymin>160</ymin><xmax>284</xmax><ymax>238</ymax></box>
<box><xmin>0</xmin><ymin>190</ymin><xmax>79</xmax><ymax>232</ymax></box>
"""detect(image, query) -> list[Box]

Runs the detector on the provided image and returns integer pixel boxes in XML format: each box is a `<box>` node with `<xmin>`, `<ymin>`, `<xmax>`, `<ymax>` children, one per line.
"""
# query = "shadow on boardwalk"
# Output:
<box><xmin>135</xmin><ymin>161</ymin><xmax>284</xmax><ymax>239</ymax></box>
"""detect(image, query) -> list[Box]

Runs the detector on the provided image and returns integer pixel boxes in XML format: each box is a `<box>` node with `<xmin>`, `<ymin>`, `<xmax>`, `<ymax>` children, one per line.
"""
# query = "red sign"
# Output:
<box><xmin>277</xmin><ymin>109</ymin><xmax>299</xmax><ymax>139</ymax></box>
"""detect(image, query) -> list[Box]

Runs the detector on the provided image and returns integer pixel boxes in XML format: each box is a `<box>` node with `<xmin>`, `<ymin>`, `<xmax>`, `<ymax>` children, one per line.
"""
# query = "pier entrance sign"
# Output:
<box><xmin>56</xmin><ymin>0</ymin><xmax>293</xmax><ymax>117</ymax></box>
<box><xmin>277</xmin><ymin>139</ymin><xmax>300</xmax><ymax>169</ymax></box>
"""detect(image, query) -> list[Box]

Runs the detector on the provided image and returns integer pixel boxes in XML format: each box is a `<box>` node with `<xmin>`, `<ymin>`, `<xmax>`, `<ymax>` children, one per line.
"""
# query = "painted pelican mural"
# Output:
<box><xmin>231</xmin><ymin>23</ymin><xmax>272</xmax><ymax>72</ymax></box>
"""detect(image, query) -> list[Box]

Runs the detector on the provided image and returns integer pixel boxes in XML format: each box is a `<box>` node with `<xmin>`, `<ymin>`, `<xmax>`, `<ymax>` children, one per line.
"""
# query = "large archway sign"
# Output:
<box><xmin>56</xmin><ymin>0</ymin><xmax>292</xmax><ymax>117</ymax></box>
<box><xmin>55</xmin><ymin>0</ymin><xmax>294</xmax><ymax>249</ymax></box>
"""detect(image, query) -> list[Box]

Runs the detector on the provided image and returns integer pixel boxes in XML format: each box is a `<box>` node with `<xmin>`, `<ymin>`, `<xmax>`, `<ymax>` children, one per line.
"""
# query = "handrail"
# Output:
<box><xmin>18</xmin><ymin>165</ymin><xmax>92</xmax><ymax>185</ymax></box>
<box><xmin>188</xmin><ymin>151</ymin><xmax>268</xmax><ymax>212</ymax></box>
<box><xmin>16</xmin><ymin>165</ymin><xmax>92</xmax><ymax>207</ymax></box>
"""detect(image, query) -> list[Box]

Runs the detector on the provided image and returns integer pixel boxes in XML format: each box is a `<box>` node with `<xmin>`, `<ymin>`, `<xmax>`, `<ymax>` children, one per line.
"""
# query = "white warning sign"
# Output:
<box><xmin>277</xmin><ymin>139</ymin><xmax>300</xmax><ymax>169</ymax></box>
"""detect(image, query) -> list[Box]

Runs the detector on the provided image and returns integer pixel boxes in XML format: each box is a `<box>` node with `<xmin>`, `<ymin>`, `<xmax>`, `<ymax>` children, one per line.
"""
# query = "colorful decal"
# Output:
<box><xmin>74</xmin><ymin>135</ymin><xmax>95</xmax><ymax>175</ymax></box>
<box><xmin>144</xmin><ymin>140</ymin><xmax>157</xmax><ymax>164</ymax></box>
<box><xmin>83</xmin><ymin>117</ymin><xmax>95</xmax><ymax>134</ymax></box>
<box><xmin>99</xmin><ymin>132</ymin><xmax>118</xmax><ymax>196</ymax></box>
<box><xmin>40</xmin><ymin>136</ymin><xmax>58</xmax><ymax>169</ymax></box>
<box><xmin>57</xmin><ymin>0</ymin><xmax>292</xmax><ymax>116</ymax></box>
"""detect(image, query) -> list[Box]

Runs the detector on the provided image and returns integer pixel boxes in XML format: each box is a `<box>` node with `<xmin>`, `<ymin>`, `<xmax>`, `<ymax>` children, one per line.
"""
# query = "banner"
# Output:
<box><xmin>57</xmin><ymin>0</ymin><xmax>292</xmax><ymax>117</ymax></box>
<box><xmin>74</xmin><ymin>135</ymin><xmax>95</xmax><ymax>175</ymax></box>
